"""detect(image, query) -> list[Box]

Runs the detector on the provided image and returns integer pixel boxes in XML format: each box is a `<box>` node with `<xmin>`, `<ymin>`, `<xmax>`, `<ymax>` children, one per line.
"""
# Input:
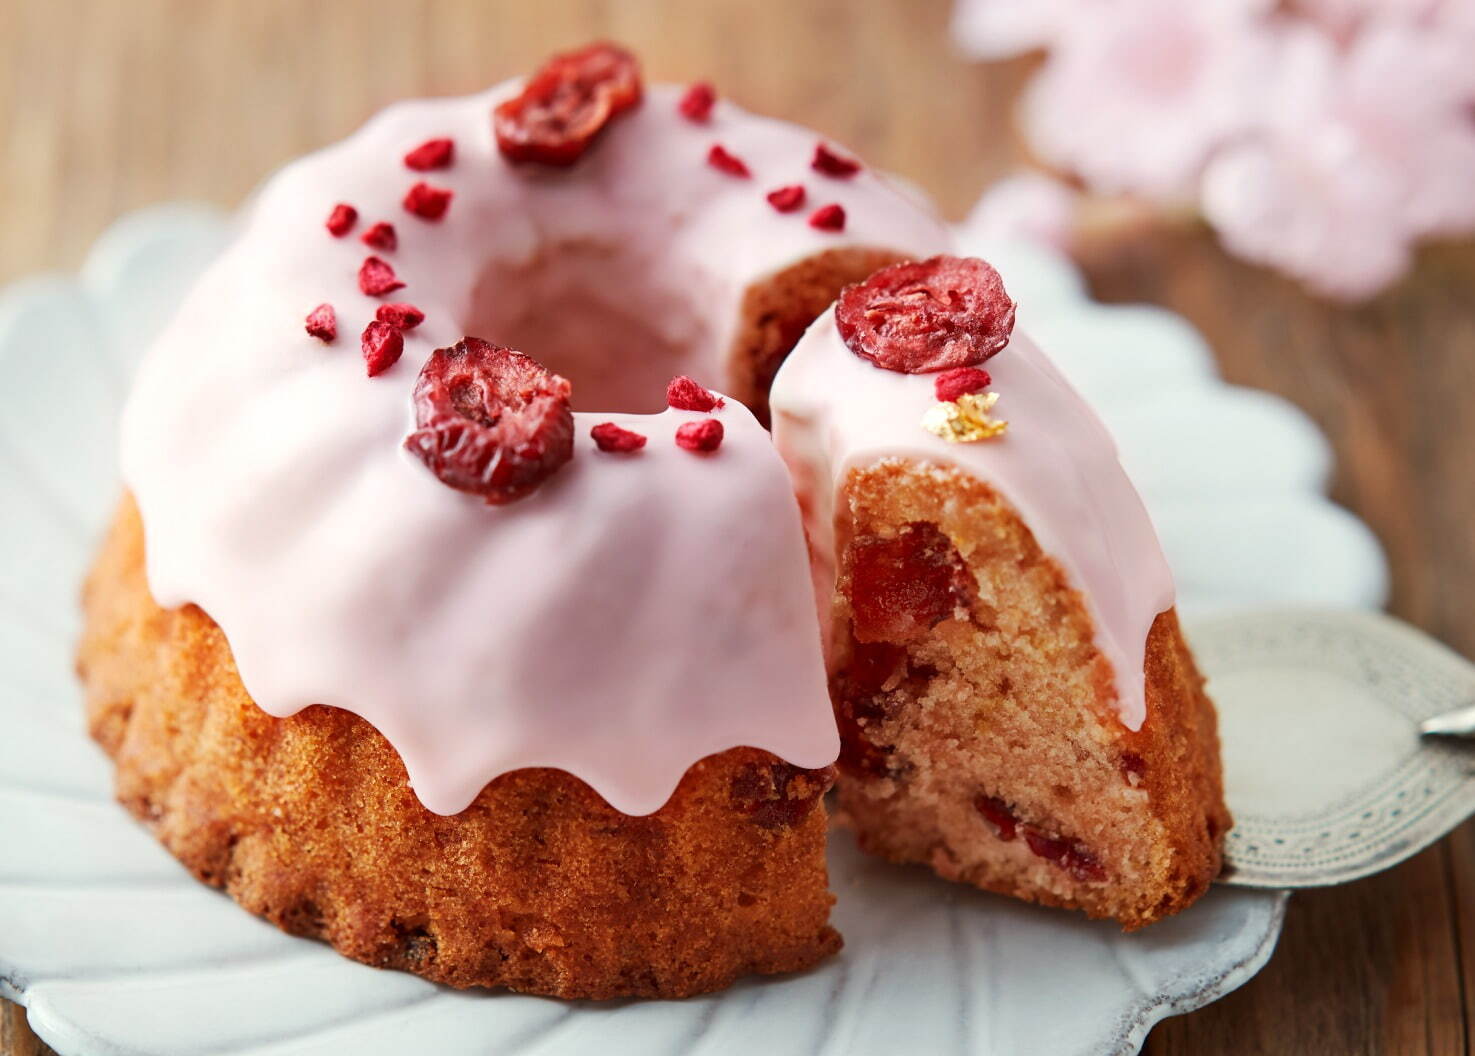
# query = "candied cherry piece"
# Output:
<box><xmin>361</xmin><ymin>321</ymin><xmax>404</xmax><ymax>377</ymax></box>
<box><xmin>730</xmin><ymin>761</ymin><xmax>835</xmax><ymax>829</ymax></box>
<box><xmin>934</xmin><ymin>366</ymin><xmax>993</xmax><ymax>403</ymax></box>
<box><xmin>678</xmin><ymin>81</ymin><xmax>716</xmax><ymax>122</ymax></box>
<box><xmin>404</xmin><ymin>137</ymin><xmax>454</xmax><ymax>171</ymax></box>
<box><xmin>325</xmin><ymin>203</ymin><xmax>357</xmax><ymax>236</ymax></box>
<box><xmin>304</xmin><ymin>303</ymin><xmax>337</xmax><ymax>342</ymax></box>
<box><xmin>405</xmin><ymin>338</ymin><xmax>574</xmax><ymax>504</ymax></box>
<box><xmin>838</xmin><ymin>255</ymin><xmax>1016</xmax><ymax>374</ymax></box>
<box><xmin>494</xmin><ymin>42</ymin><xmax>643</xmax><ymax>166</ymax></box>
<box><xmin>848</xmin><ymin>522</ymin><xmax>973</xmax><ymax>643</ymax></box>
<box><xmin>808</xmin><ymin>202</ymin><xmax>846</xmax><ymax>231</ymax></box>
<box><xmin>675</xmin><ymin>418</ymin><xmax>723</xmax><ymax>453</ymax></box>
<box><xmin>590</xmin><ymin>421</ymin><xmax>647</xmax><ymax>453</ymax></box>
<box><xmin>666</xmin><ymin>375</ymin><xmax>724</xmax><ymax>412</ymax></box>
<box><xmin>812</xmin><ymin>142</ymin><xmax>861</xmax><ymax>178</ymax></box>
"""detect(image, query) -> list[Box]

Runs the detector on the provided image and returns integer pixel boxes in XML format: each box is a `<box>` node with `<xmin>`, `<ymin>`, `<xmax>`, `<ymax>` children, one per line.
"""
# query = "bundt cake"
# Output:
<box><xmin>77</xmin><ymin>42</ymin><xmax>1228</xmax><ymax>1000</ymax></box>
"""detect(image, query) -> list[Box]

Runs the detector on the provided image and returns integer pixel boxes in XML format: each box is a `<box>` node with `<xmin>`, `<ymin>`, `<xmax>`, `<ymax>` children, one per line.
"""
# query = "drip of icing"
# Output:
<box><xmin>770</xmin><ymin>311</ymin><xmax>1175</xmax><ymax>731</ymax></box>
<box><xmin>120</xmin><ymin>82</ymin><xmax>950</xmax><ymax>816</ymax></box>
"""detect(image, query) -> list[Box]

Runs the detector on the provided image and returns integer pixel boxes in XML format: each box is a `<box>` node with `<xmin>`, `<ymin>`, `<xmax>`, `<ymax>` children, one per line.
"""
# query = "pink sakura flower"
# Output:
<box><xmin>1019</xmin><ymin>0</ymin><xmax>1277</xmax><ymax>202</ymax></box>
<box><xmin>960</xmin><ymin>171</ymin><xmax>1081</xmax><ymax>252</ymax></box>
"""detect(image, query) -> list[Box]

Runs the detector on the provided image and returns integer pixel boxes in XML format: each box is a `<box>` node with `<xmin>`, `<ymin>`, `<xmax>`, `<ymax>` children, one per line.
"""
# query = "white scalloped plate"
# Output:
<box><xmin>0</xmin><ymin>208</ymin><xmax>1397</xmax><ymax>1056</ymax></box>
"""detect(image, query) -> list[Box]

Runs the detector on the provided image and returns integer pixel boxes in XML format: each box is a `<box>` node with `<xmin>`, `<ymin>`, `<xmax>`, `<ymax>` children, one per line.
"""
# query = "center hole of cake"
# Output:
<box><xmin>466</xmin><ymin>243</ymin><xmax>719</xmax><ymax>413</ymax></box>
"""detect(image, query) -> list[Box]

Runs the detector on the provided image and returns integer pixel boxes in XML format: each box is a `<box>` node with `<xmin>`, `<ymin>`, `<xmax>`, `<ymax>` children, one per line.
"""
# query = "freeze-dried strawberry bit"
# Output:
<box><xmin>766</xmin><ymin>183</ymin><xmax>807</xmax><ymax>213</ymax></box>
<box><xmin>730</xmin><ymin>762</ymin><xmax>834</xmax><ymax>829</ymax></box>
<box><xmin>376</xmin><ymin>302</ymin><xmax>425</xmax><ymax>330</ymax></box>
<box><xmin>665</xmin><ymin>375</ymin><xmax>725</xmax><ymax>412</ymax></box>
<box><xmin>848</xmin><ymin>522</ymin><xmax>975</xmax><ymax>643</ymax></box>
<box><xmin>304</xmin><ymin>303</ymin><xmax>337</xmax><ymax>342</ymax></box>
<box><xmin>361</xmin><ymin>321</ymin><xmax>405</xmax><ymax>377</ymax></box>
<box><xmin>590</xmin><ymin>422</ymin><xmax>647</xmax><ymax>453</ymax></box>
<box><xmin>403</xmin><ymin>137</ymin><xmax>454</xmax><ymax>171</ymax></box>
<box><xmin>837</xmin><ymin>255</ymin><xmax>1017</xmax><ymax>374</ymax></box>
<box><xmin>812</xmin><ymin>142</ymin><xmax>861</xmax><ymax>178</ymax></box>
<box><xmin>808</xmin><ymin>202</ymin><xmax>846</xmax><ymax>231</ymax></box>
<box><xmin>707</xmin><ymin>143</ymin><xmax>751</xmax><ymax>178</ymax></box>
<box><xmin>934</xmin><ymin>366</ymin><xmax>993</xmax><ymax>403</ymax></box>
<box><xmin>675</xmin><ymin>418</ymin><xmax>724</xmax><ymax>453</ymax></box>
<box><xmin>678</xmin><ymin>81</ymin><xmax>716</xmax><ymax>122</ymax></box>
<box><xmin>405</xmin><ymin>337</ymin><xmax>574</xmax><ymax>504</ymax></box>
<box><xmin>325</xmin><ymin>203</ymin><xmax>358</xmax><ymax>237</ymax></box>
<box><xmin>403</xmin><ymin>181</ymin><xmax>453</xmax><ymax>220</ymax></box>
<box><xmin>361</xmin><ymin>221</ymin><xmax>398</xmax><ymax>251</ymax></box>
<box><xmin>494</xmin><ymin>42</ymin><xmax>643</xmax><ymax>166</ymax></box>
<box><xmin>358</xmin><ymin>256</ymin><xmax>405</xmax><ymax>297</ymax></box>
<box><xmin>975</xmin><ymin>795</ymin><xmax>1019</xmax><ymax>842</ymax></box>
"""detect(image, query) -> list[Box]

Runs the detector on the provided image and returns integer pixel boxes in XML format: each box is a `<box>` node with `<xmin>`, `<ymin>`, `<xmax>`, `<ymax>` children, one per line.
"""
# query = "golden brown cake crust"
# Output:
<box><xmin>830</xmin><ymin>460</ymin><xmax>1229</xmax><ymax>929</ymax></box>
<box><xmin>78</xmin><ymin>496</ymin><xmax>840</xmax><ymax>1000</ymax></box>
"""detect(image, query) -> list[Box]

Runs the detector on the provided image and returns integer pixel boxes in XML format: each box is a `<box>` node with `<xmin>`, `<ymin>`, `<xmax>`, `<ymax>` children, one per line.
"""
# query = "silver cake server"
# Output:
<box><xmin>1183</xmin><ymin>607</ymin><xmax>1475</xmax><ymax>889</ymax></box>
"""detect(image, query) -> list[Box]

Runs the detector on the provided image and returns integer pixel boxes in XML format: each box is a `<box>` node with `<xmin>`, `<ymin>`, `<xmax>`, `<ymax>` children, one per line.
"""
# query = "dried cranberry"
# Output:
<box><xmin>766</xmin><ymin>184</ymin><xmax>807</xmax><ymax>213</ymax></box>
<box><xmin>1121</xmin><ymin>752</ymin><xmax>1148</xmax><ymax>782</ymax></box>
<box><xmin>1064</xmin><ymin>844</ymin><xmax>1107</xmax><ymax>882</ymax></box>
<box><xmin>361</xmin><ymin>221</ymin><xmax>397</xmax><ymax>251</ymax></box>
<box><xmin>975</xmin><ymin>795</ymin><xmax>1019</xmax><ymax>842</ymax></box>
<box><xmin>403</xmin><ymin>181</ymin><xmax>453</xmax><ymax>220</ymax></box>
<box><xmin>494</xmin><ymin>42</ymin><xmax>643</xmax><ymax>166</ymax></box>
<box><xmin>836</xmin><ymin>256</ymin><xmax>1016</xmax><ymax>375</ymax></box>
<box><xmin>808</xmin><ymin>202</ymin><xmax>846</xmax><ymax>231</ymax></box>
<box><xmin>325</xmin><ymin>203</ymin><xmax>357</xmax><ymax>237</ymax></box>
<box><xmin>675</xmin><ymin>418</ymin><xmax>723</xmax><ymax>453</ymax></box>
<box><xmin>304</xmin><ymin>303</ymin><xmax>337</xmax><ymax>342</ymax></box>
<box><xmin>405</xmin><ymin>338</ymin><xmax>574</xmax><ymax>504</ymax></box>
<box><xmin>358</xmin><ymin>256</ymin><xmax>405</xmax><ymax>297</ymax></box>
<box><xmin>678</xmin><ymin>81</ymin><xmax>716</xmax><ymax>122</ymax></box>
<box><xmin>730</xmin><ymin>762</ymin><xmax>833</xmax><ymax>829</ymax></box>
<box><xmin>665</xmin><ymin>375</ymin><xmax>724</xmax><ymax>412</ymax></box>
<box><xmin>1024</xmin><ymin>828</ymin><xmax>1070</xmax><ymax>864</ymax></box>
<box><xmin>707</xmin><ymin>144</ymin><xmax>751</xmax><ymax>178</ymax></box>
<box><xmin>361</xmin><ymin>321</ymin><xmax>404</xmax><ymax>377</ymax></box>
<box><xmin>934</xmin><ymin>366</ymin><xmax>993</xmax><ymax>403</ymax></box>
<box><xmin>404</xmin><ymin>137</ymin><xmax>454</xmax><ymax>171</ymax></box>
<box><xmin>590</xmin><ymin>422</ymin><xmax>647</xmax><ymax>453</ymax></box>
<box><xmin>376</xmin><ymin>302</ymin><xmax>425</xmax><ymax>330</ymax></box>
<box><xmin>847</xmin><ymin>522</ymin><xmax>973</xmax><ymax>643</ymax></box>
<box><xmin>812</xmin><ymin>143</ymin><xmax>861</xmax><ymax>178</ymax></box>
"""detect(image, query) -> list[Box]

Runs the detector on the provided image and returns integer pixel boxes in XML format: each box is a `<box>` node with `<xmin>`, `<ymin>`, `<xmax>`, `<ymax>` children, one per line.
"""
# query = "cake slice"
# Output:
<box><xmin>772</xmin><ymin>256</ymin><xmax>1229</xmax><ymax>927</ymax></box>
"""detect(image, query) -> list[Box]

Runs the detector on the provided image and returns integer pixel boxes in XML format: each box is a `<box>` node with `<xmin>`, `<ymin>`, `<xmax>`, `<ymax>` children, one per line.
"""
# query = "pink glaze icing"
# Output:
<box><xmin>770</xmin><ymin>312</ymin><xmax>1175</xmax><ymax>731</ymax></box>
<box><xmin>120</xmin><ymin>81</ymin><xmax>951</xmax><ymax>816</ymax></box>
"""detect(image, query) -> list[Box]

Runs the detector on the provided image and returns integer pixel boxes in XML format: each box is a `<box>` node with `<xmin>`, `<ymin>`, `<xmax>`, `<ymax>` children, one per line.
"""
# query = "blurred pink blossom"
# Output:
<box><xmin>950</xmin><ymin>0</ymin><xmax>1068</xmax><ymax>60</ymax></box>
<box><xmin>960</xmin><ymin>171</ymin><xmax>1081</xmax><ymax>251</ymax></box>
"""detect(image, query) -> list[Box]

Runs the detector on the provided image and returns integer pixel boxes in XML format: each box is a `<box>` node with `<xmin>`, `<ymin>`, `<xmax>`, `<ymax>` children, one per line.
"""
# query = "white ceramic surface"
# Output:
<box><xmin>1</xmin><ymin>206</ymin><xmax>1402</xmax><ymax>1055</ymax></box>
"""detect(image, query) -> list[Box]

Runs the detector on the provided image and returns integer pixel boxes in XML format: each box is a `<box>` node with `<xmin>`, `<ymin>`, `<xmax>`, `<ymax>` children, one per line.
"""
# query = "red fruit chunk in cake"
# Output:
<box><xmin>304</xmin><ymin>303</ymin><xmax>337</xmax><ymax>343</ymax></box>
<box><xmin>590</xmin><ymin>422</ymin><xmax>647</xmax><ymax>453</ymax></box>
<box><xmin>836</xmin><ymin>255</ymin><xmax>1016</xmax><ymax>374</ymax></box>
<box><xmin>360</xmin><ymin>321</ymin><xmax>404</xmax><ymax>377</ymax></box>
<box><xmin>666</xmin><ymin>375</ymin><xmax>725</xmax><ymax>412</ymax></box>
<box><xmin>494</xmin><ymin>42</ymin><xmax>643</xmax><ymax>166</ymax></box>
<box><xmin>675</xmin><ymin>418</ymin><xmax>724</xmax><ymax>453</ymax></box>
<box><xmin>975</xmin><ymin>795</ymin><xmax>1019</xmax><ymax>841</ymax></box>
<box><xmin>404</xmin><ymin>338</ymin><xmax>574</xmax><ymax>504</ymax></box>
<box><xmin>847</xmin><ymin>522</ymin><xmax>973</xmax><ymax>644</ymax></box>
<box><xmin>325</xmin><ymin>203</ymin><xmax>357</xmax><ymax>237</ymax></box>
<box><xmin>403</xmin><ymin>137</ymin><xmax>454</xmax><ymax>171</ymax></box>
<box><xmin>729</xmin><ymin>761</ymin><xmax>835</xmax><ymax>830</ymax></box>
<box><xmin>678</xmin><ymin>81</ymin><xmax>717</xmax><ymax>122</ymax></box>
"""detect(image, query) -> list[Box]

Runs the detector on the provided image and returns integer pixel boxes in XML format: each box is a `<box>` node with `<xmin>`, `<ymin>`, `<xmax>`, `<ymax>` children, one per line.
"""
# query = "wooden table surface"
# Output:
<box><xmin>3</xmin><ymin>1</ymin><xmax>1474</xmax><ymax>1053</ymax></box>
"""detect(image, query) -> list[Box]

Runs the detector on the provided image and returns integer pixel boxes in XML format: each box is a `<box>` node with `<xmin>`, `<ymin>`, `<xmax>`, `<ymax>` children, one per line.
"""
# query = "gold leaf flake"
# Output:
<box><xmin>922</xmin><ymin>392</ymin><xmax>1009</xmax><ymax>443</ymax></box>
